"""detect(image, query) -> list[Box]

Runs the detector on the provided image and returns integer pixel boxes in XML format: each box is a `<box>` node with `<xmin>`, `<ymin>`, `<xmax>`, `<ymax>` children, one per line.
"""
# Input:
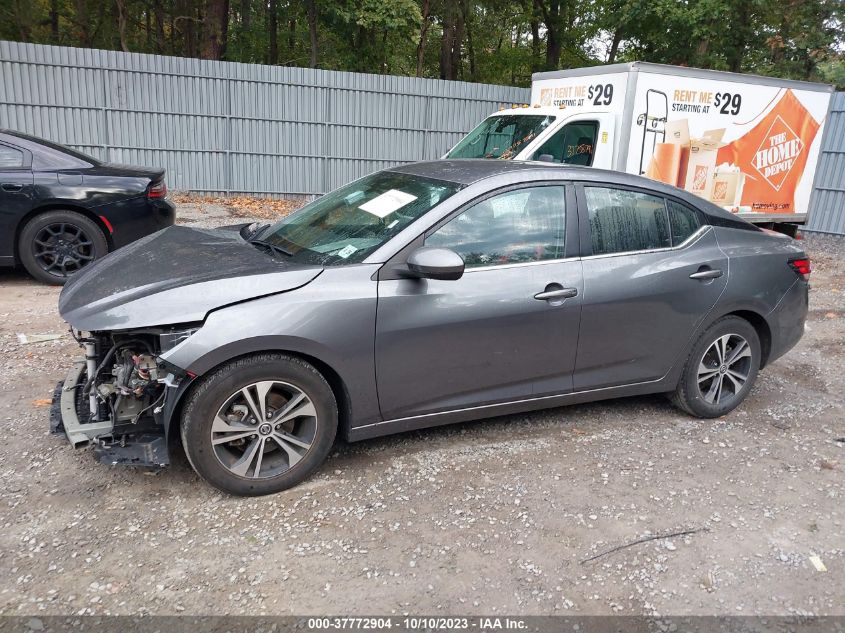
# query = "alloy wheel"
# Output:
<box><xmin>32</xmin><ymin>222</ymin><xmax>96</xmax><ymax>278</ymax></box>
<box><xmin>211</xmin><ymin>380</ymin><xmax>318</xmax><ymax>479</ymax></box>
<box><xmin>697</xmin><ymin>333</ymin><xmax>753</xmax><ymax>405</ymax></box>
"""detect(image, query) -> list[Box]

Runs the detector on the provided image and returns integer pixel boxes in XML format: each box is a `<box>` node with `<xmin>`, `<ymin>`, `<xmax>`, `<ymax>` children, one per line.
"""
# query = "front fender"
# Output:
<box><xmin>159</xmin><ymin>265</ymin><xmax>382</xmax><ymax>430</ymax></box>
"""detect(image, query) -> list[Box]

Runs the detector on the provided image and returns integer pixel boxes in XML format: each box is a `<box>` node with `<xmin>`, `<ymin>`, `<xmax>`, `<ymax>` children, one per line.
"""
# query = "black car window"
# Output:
<box><xmin>667</xmin><ymin>199</ymin><xmax>702</xmax><ymax>245</ymax></box>
<box><xmin>2</xmin><ymin>133</ymin><xmax>98</xmax><ymax>170</ymax></box>
<box><xmin>0</xmin><ymin>144</ymin><xmax>24</xmax><ymax>169</ymax></box>
<box><xmin>531</xmin><ymin>121</ymin><xmax>598</xmax><ymax>166</ymax></box>
<box><xmin>426</xmin><ymin>186</ymin><xmax>566</xmax><ymax>268</ymax></box>
<box><xmin>585</xmin><ymin>186</ymin><xmax>670</xmax><ymax>255</ymax></box>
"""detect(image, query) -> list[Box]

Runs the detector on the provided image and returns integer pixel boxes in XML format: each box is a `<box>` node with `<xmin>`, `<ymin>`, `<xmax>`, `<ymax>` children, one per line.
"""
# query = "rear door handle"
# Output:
<box><xmin>689</xmin><ymin>268</ymin><xmax>723</xmax><ymax>280</ymax></box>
<box><xmin>1</xmin><ymin>183</ymin><xmax>23</xmax><ymax>192</ymax></box>
<box><xmin>534</xmin><ymin>287</ymin><xmax>578</xmax><ymax>300</ymax></box>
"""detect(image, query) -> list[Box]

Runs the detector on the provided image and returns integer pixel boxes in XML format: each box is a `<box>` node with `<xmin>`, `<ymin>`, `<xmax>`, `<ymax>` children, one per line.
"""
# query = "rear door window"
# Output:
<box><xmin>585</xmin><ymin>186</ymin><xmax>670</xmax><ymax>255</ymax></box>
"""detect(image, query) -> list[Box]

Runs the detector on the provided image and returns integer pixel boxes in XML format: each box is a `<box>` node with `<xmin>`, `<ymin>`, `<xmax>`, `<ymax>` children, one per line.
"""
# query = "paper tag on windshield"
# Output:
<box><xmin>336</xmin><ymin>244</ymin><xmax>357</xmax><ymax>259</ymax></box>
<box><xmin>359</xmin><ymin>190</ymin><xmax>417</xmax><ymax>218</ymax></box>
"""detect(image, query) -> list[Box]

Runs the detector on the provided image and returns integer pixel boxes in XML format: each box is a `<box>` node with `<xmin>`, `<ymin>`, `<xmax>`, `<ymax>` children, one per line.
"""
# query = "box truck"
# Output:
<box><xmin>445</xmin><ymin>62</ymin><xmax>834</xmax><ymax>231</ymax></box>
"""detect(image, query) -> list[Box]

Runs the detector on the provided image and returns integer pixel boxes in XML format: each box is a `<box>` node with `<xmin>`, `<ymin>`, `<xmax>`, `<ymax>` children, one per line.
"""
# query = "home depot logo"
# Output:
<box><xmin>692</xmin><ymin>165</ymin><xmax>708</xmax><ymax>192</ymax></box>
<box><xmin>539</xmin><ymin>89</ymin><xmax>552</xmax><ymax>106</ymax></box>
<box><xmin>752</xmin><ymin>115</ymin><xmax>804</xmax><ymax>191</ymax></box>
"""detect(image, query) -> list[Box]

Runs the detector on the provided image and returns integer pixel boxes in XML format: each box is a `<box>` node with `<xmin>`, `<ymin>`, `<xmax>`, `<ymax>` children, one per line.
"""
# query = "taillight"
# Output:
<box><xmin>148</xmin><ymin>180</ymin><xmax>167</xmax><ymax>199</ymax></box>
<box><xmin>789</xmin><ymin>257</ymin><xmax>811</xmax><ymax>281</ymax></box>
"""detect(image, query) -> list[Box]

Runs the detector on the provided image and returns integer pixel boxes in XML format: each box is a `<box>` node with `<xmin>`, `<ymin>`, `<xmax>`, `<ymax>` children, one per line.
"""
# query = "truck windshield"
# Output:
<box><xmin>447</xmin><ymin>114</ymin><xmax>556</xmax><ymax>160</ymax></box>
<box><xmin>255</xmin><ymin>171</ymin><xmax>462</xmax><ymax>266</ymax></box>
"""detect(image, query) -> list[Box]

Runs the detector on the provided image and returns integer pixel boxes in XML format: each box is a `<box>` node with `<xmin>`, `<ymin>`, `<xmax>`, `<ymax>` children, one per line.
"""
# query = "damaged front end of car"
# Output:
<box><xmin>50</xmin><ymin>326</ymin><xmax>199</xmax><ymax>467</ymax></box>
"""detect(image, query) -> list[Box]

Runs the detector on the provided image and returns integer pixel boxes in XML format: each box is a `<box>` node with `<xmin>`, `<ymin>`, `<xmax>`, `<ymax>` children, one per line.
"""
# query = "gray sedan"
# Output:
<box><xmin>53</xmin><ymin>160</ymin><xmax>810</xmax><ymax>496</ymax></box>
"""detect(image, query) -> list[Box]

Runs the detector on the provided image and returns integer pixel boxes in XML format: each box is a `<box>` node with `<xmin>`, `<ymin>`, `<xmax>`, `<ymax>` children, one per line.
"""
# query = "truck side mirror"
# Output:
<box><xmin>537</xmin><ymin>154</ymin><xmax>555</xmax><ymax>163</ymax></box>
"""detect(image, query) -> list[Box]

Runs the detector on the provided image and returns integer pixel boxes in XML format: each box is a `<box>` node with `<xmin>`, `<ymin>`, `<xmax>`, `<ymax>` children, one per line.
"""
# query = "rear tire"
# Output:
<box><xmin>18</xmin><ymin>210</ymin><xmax>108</xmax><ymax>285</ymax></box>
<box><xmin>181</xmin><ymin>354</ymin><xmax>337</xmax><ymax>496</ymax></box>
<box><xmin>670</xmin><ymin>316</ymin><xmax>761</xmax><ymax>418</ymax></box>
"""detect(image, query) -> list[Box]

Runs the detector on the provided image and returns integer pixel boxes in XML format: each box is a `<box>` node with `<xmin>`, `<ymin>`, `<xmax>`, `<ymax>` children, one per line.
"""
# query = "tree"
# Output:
<box><xmin>0</xmin><ymin>0</ymin><xmax>840</xmax><ymax>88</ymax></box>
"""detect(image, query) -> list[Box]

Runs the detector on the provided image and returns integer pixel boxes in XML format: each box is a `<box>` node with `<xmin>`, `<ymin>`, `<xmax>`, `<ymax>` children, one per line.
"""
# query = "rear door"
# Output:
<box><xmin>0</xmin><ymin>141</ymin><xmax>34</xmax><ymax>265</ymax></box>
<box><xmin>375</xmin><ymin>184</ymin><xmax>583</xmax><ymax>420</ymax></box>
<box><xmin>573</xmin><ymin>184</ymin><xmax>727</xmax><ymax>390</ymax></box>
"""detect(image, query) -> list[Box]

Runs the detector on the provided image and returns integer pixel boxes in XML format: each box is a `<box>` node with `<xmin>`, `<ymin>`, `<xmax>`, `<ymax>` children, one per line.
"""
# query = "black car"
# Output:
<box><xmin>0</xmin><ymin>130</ymin><xmax>176</xmax><ymax>284</ymax></box>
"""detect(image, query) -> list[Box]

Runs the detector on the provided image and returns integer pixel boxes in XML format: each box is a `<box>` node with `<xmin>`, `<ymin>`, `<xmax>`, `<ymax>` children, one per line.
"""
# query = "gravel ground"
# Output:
<box><xmin>0</xmin><ymin>205</ymin><xmax>842</xmax><ymax>617</ymax></box>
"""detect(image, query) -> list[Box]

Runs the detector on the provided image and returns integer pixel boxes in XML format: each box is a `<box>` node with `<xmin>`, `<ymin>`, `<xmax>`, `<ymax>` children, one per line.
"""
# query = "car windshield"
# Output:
<box><xmin>446</xmin><ymin>114</ymin><xmax>556</xmax><ymax>160</ymax></box>
<box><xmin>256</xmin><ymin>171</ymin><xmax>462</xmax><ymax>265</ymax></box>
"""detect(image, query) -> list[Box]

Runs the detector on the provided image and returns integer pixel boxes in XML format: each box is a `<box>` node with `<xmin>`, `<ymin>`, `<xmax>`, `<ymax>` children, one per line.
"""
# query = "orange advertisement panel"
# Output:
<box><xmin>629</xmin><ymin>74</ymin><xmax>831</xmax><ymax>216</ymax></box>
<box><xmin>717</xmin><ymin>90</ymin><xmax>820</xmax><ymax>214</ymax></box>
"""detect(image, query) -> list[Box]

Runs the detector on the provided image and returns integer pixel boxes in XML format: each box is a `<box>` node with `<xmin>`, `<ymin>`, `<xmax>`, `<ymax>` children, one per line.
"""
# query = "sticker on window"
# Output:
<box><xmin>336</xmin><ymin>244</ymin><xmax>358</xmax><ymax>259</ymax></box>
<box><xmin>359</xmin><ymin>190</ymin><xmax>417</xmax><ymax>218</ymax></box>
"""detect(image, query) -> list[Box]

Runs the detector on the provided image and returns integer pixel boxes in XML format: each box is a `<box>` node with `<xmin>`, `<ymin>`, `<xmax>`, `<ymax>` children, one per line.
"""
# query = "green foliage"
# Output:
<box><xmin>1</xmin><ymin>0</ymin><xmax>842</xmax><ymax>88</ymax></box>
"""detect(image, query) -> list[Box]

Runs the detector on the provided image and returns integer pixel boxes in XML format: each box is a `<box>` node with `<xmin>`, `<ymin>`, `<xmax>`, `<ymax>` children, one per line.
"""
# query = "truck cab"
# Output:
<box><xmin>444</xmin><ymin>106</ymin><xmax>617</xmax><ymax>170</ymax></box>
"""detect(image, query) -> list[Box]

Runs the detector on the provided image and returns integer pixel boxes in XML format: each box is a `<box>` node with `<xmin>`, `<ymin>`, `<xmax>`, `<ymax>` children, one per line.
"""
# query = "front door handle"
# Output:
<box><xmin>1</xmin><ymin>183</ymin><xmax>23</xmax><ymax>192</ymax></box>
<box><xmin>534</xmin><ymin>287</ymin><xmax>578</xmax><ymax>301</ymax></box>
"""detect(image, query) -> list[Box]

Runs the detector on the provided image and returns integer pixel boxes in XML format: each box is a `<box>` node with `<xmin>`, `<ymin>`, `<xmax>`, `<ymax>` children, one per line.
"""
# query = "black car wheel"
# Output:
<box><xmin>670</xmin><ymin>316</ymin><xmax>761</xmax><ymax>418</ymax></box>
<box><xmin>181</xmin><ymin>353</ymin><xmax>338</xmax><ymax>496</ymax></box>
<box><xmin>19</xmin><ymin>210</ymin><xmax>108</xmax><ymax>285</ymax></box>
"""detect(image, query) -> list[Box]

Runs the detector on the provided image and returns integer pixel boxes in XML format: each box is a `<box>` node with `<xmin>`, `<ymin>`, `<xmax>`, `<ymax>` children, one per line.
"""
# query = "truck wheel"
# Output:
<box><xmin>180</xmin><ymin>354</ymin><xmax>338</xmax><ymax>496</ymax></box>
<box><xmin>670</xmin><ymin>316</ymin><xmax>761</xmax><ymax>418</ymax></box>
<box><xmin>18</xmin><ymin>210</ymin><xmax>108</xmax><ymax>285</ymax></box>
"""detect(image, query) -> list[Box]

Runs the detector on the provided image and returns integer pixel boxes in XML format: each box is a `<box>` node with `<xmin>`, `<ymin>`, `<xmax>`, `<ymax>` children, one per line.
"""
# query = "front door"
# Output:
<box><xmin>375</xmin><ymin>185</ymin><xmax>582</xmax><ymax>420</ymax></box>
<box><xmin>574</xmin><ymin>185</ymin><xmax>728</xmax><ymax>390</ymax></box>
<box><xmin>0</xmin><ymin>142</ymin><xmax>34</xmax><ymax>265</ymax></box>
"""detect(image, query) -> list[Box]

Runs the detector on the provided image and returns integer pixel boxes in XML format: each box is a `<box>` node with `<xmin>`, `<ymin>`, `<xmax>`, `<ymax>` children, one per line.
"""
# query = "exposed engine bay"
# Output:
<box><xmin>50</xmin><ymin>327</ymin><xmax>195</xmax><ymax>467</ymax></box>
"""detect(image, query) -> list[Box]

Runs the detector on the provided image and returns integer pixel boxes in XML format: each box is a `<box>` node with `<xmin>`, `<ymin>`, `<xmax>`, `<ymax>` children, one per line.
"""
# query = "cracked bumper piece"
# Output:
<box><xmin>50</xmin><ymin>360</ymin><xmax>169</xmax><ymax>467</ymax></box>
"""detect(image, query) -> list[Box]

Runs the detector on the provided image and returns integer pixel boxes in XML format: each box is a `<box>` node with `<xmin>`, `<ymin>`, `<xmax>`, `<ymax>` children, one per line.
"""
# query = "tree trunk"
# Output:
<box><xmin>153</xmin><ymin>0</ymin><xmax>165</xmax><ymax>52</ymax></box>
<box><xmin>202</xmin><ymin>0</ymin><xmax>230</xmax><ymax>60</ymax></box>
<box><xmin>306</xmin><ymin>0</ymin><xmax>318</xmax><ymax>68</ymax></box>
<box><xmin>268</xmin><ymin>0</ymin><xmax>278</xmax><ymax>64</ymax></box>
<box><xmin>537</xmin><ymin>0</ymin><xmax>563</xmax><ymax>70</ymax></box>
<box><xmin>461</xmin><ymin>0</ymin><xmax>474</xmax><ymax>80</ymax></box>
<box><xmin>50</xmin><ymin>0</ymin><xmax>60</xmax><ymax>43</ymax></box>
<box><xmin>439</xmin><ymin>0</ymin><xmax>462</xmax><ymax>80</ymax></box>
<box><xmin>530</xmin><ymin>0</ymin><xmax>541</xmax><ymax>72</ymax></box>
<box><xmin>13</xmin><ymin>0</ymin><xmax>33</xmax><ymax>42</ymax></box>
<box><xmin>439</xmin><ymin>6</ymin><xmax>454</xmax><ymax>79</ymax></box>
<box><xmin>451</xmin><ymin>2</ymin><xmax>464</xmax><ymax>80</ymax></box>
<box><xmin>415</xmin><ymin>0</ymin><xmax>431</xmax><ymax>77</ymax></box>
<box><xmin>287</xmin><ymin>18</ymin><xmax>296</xmax><ymax>63</ymax></box>
<box><xmin>73</xmin><ymin>0</ymin><xmax>94</xmax><ymax>47</ymax></box>
<box><xmin>695</xmin><ymin>37</ymin><xmax>709</xmax><ymax>66</ymax></box>
<box><xmin>241</xmin><ymin>0</ymin><xmax>250</xmax><ymax>30</ymax></box>
<box><xmin>115</xmin><ymin>0</ymin><xmax>129</xmax><ymax>53</ymax></box>
<box><xmin>608</xmin><ymin>27</ymin><xmax>622</xmax><ymax>63</ymax></box>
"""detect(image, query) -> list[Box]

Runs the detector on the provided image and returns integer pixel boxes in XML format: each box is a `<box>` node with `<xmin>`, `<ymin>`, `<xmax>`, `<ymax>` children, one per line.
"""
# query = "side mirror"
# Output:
<box><xmin>406</xmin><ymin>247</ymin><xmax>465</xmax><ymax>281</ymax></box>
<box><xmin>537</xmin><ymin>153</ymin><xmax>555</xmax><ymax>163</ymax></box>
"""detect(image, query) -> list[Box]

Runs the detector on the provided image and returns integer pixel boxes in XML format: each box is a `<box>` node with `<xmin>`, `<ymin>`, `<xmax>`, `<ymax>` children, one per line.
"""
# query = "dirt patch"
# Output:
<box><xmin>170</xmin><ymin>193</ymin><xmax>303</xmax><ymax>221</ymax></box>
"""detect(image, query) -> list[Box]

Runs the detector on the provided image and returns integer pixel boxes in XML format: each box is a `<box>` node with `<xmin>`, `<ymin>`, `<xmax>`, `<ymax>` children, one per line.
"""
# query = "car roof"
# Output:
<box><xmin>387</xmin><ymin>159</ymin><xmax>756</xmax><ymax>228</ymax></box>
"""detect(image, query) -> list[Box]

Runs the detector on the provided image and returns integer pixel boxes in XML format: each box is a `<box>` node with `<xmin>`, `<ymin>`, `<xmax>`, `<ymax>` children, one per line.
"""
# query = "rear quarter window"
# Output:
<box><xmin>0</xmin><ymin>144</ymin><xmax>24</xmax><ymax>169</ymax></box>
<box><xmin>666</xmin><ymin>199</ymin><xmax>702</xmax><ymax>245</ymax></box>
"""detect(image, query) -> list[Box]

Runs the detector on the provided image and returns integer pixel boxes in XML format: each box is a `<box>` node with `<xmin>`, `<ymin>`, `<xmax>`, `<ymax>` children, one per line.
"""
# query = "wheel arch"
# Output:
<box><xmin>165</xmin><ymin>349</ymin><xmax>354</xmax><ymax>449</ymax></box>
<box><xmin>14</xmin><ymin>203</ymin><xmax>114</xmax><ymax>263</ymax></box>
<box><xmin>722</xmin><ymin>309</ymin><xmax>772</xmax><ymax>368</ymax></box>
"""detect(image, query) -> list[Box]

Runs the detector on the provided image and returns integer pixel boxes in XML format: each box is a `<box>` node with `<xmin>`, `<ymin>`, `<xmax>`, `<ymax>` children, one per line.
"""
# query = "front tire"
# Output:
<box><xmin>181</xmin><ymin>354</ymin><xmax>337</xmax><ymax>496</ymax></box>
<box><xmin>18</xmin><ymin>210</ymin><xmax>108</xmax><ymax>285</ymax></box>
<box><xmin>670</xmin><ymin>316</ymin><xmax>761</xmax><ymax>418</ymax></box>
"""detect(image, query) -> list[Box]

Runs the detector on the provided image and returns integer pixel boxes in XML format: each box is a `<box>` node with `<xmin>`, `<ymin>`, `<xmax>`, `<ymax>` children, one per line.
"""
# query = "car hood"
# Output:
<box><xmin>59</xmin><ymin>225</ymin><xmax>323</xmax><ymax>331</ymax></box>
